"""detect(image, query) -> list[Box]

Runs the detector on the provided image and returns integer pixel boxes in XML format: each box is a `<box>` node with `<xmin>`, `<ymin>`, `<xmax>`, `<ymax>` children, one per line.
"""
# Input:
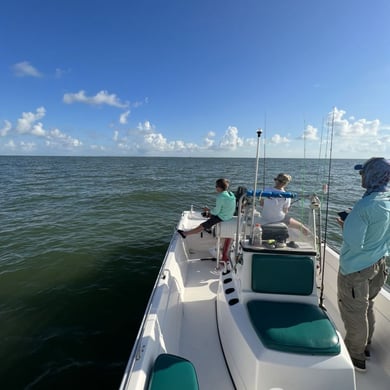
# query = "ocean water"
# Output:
<box><xmin>0</xmin><ymin>156</ymin><xmax>383</xmax><ymax>389</ymax></box>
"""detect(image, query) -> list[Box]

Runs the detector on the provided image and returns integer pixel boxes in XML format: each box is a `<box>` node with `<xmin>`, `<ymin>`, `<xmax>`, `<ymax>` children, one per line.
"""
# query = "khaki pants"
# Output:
<box><xmin>337</xmin><ymin>257</ymin><xmax>388</xmax><ymax>360</ymax></box>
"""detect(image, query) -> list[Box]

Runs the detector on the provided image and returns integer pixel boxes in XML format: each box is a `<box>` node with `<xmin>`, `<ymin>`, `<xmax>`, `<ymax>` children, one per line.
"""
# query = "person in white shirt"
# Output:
<box><xmin>260</xmin><ymin>173</ymin><xmax>310</xmax><ymax>235</ymax></box>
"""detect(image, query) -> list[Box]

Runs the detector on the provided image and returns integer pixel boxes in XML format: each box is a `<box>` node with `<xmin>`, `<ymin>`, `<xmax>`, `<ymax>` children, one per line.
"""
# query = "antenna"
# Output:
<box><xmin>251</xmin><ymin>129</ymin><xmax>263</xmax><ymax>240</ymax></box>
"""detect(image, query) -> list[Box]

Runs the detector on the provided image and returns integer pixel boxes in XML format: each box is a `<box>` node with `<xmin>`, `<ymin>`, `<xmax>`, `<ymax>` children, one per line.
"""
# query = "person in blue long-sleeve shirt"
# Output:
<box><xmin>337</xmin><ymin>157</ymin><xmax>390</xmax><ymax>372</ymax></box>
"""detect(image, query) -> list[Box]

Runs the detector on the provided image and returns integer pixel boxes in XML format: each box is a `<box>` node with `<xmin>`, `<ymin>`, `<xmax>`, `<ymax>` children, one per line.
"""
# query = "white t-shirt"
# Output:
<box><xmin>260</xmin><ymin>187</ymin><xmax>291</xmax><ymax>223</ymax></box>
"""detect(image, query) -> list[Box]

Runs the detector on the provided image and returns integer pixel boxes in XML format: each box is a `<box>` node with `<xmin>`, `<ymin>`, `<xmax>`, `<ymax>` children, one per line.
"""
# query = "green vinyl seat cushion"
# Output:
<box><xmin>252</xmin><ymin>254</ymin><xmax>314</xmax><ymax>295</ymax></box>
<box><xmin>148</xmin><ymin>353</ymin><xmax>199</xmax><ymax>390</ymax></box>
<box><xmin>247</xmin><ymin>300</ymin><xmax>340</xmax><ymax>355</ymax></box>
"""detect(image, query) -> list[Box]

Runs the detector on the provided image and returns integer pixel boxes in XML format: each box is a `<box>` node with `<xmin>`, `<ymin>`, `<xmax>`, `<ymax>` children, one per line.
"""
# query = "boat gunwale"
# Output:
<box><xmin>118</xmin><ymin>225</ymin><xmax>179</xmax><ymax>390</ymax></box>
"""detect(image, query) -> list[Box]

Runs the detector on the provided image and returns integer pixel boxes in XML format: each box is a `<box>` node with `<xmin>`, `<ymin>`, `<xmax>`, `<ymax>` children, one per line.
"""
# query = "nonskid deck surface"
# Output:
<box><xmin>179</xmin><ymin>258</ymin><xmax>234</xmax><ymax>390</ymax></box>
<box><xmin>175</xmin><ymin>214</ymin><xmax>390</xmax><ymax>390</ymax></box>
<box><xmin>322</xmin><ymin>249</ymin><xmax>390</xmax><ymax>390</ymax></box>
<box><xmin>178</xmin><ymin>245</ymin><xmax>390</xmax><ymax>390</ymax></box>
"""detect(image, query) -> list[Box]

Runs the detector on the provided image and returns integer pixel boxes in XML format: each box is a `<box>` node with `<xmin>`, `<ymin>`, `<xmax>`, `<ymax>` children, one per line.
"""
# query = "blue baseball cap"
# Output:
<box><xmin>354</xmin><ymin>157</ymin><xmax>387</xmax><ymax>171</ymax></box>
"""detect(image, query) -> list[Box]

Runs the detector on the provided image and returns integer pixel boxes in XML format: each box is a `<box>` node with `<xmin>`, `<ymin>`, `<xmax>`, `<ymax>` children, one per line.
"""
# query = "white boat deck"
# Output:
<box><xmin>179</xmin><ymin>259</ymin><xmax>234</xmax><ymax>390</ymax></box>
<box><xmin>176</xmin><ymin>245</ymin><xmax>390</xmax><ymax>390</ymax></box>
<box><xmin>120</xmin><ymin>211</ymin><xmax>390</xmax><ymax>390</ymax></box>
<box><xmin>322</xmin><ymin>247</ymin><xmax>390</xmax><ymax>390</ymax></box>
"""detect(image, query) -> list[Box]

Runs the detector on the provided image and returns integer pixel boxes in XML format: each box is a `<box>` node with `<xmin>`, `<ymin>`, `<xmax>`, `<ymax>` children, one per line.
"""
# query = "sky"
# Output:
<box><xmin>1</xmin><ymin>0</ymin><xmax>390</xmax><ymax>158</ymax></box>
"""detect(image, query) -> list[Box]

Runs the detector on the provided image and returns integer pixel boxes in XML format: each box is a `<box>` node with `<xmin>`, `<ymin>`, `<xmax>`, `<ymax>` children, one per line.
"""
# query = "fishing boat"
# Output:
<box><xmin>119</xmin><ymin>135</ymin><xmax>390</xmax><ymax>390</ymax></box>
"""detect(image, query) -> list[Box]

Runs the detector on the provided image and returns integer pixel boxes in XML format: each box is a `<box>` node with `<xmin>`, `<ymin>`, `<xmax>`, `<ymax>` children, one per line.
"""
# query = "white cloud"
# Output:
<box><xmin>16</xmin><ymin>107</ymin><xmax>46</xmax><ymax>134</ymax></box>
<box><xmin>218</xmin><ymin>126</ymin><xmax>244</xmax><ymax>150</ymax></box>
<box><xmin>269</xmin><ymin>134</ymin><xmax>290</xmax><ymax>144</ymax></box>
<box><xmin>328</xmin><ymin>107</ymin><xmax>380</xmax><ymax>138</ymax></box>
<box><xmin>3</xmin><ymin>139</ymin><xmax>36</xmax><ymax>152</ymax></box>
<box><xmin>31</xmin><ymin>123</ymin><xmax>46</xmax><ymax>137</ymax></box>
<box><xmin>141</xmin><ymin>132</ymin><xmax>171</xmax><ymax>151</ymax></box>
<box><xmin>12</xmin><ymin>61</ymin><xmax>42</xmax><ymax>77</ymax></box>
<box><xmin>0</xmin><ymin>120</ymin><xmax>12</xmax><ymax>136</ymax></box>
<box><xmin>5</xmin><ymin>139</ymin><xmax>16</xmax><ymax>149</ymax></box>
<box><xmin>111</xmin><ymin>123</ymin><xmax>259</xmax><ymax>155</ymax></box>
<box><xmin>112</xmin><ymin>120</ymin><xmax>198</xmax><ymax>154</ymax></box>
<box><xmin>55</xmin><ymin>67</ymin><xmax>71</xmax><ymax>78</ymax></box>
<box><xmin>137</xmin><ymin>120</ymin><xmax>154</xmax><ymax>132</ymax></box>
<box><xmin>203</xmin><ymin>133</ymin><xmax>215</xmax><ymax>148</ymax></box>
<box><xmin>3</xmin><ymin>105</ymin><xmax>387</xmax><ymax>157</ymax></box>
<box><xmin>118</xmin><ymin>123</ymin><xmax>253</xmax><ymax>155</ymax></box>
<box><xmin>316</xmin><ymin>108</ymin><xmax>390</xmax><ymax>158</ymax></box>
<box><xmin>132</xmin><ymin>97</ymin><xmax>149</xmax><ymax>108</ymax></box>
<box><xmin>45</xmin><ymin>128</ymin><xmax>82</xmax><ymax>148</ymax></box>
<box><xmin>63</xmin><ymin>90</ymin><xmax>128</xmax><ymax>108</ymax></box>
<box><xmin>303</xmin><ymin>125</ymin><xmax>318</xmax><ymax>141</ymax></box>
<box><xmin>243</xmin><ymin>138</ymin><xmax>258</xmax><ymax>148</ymax></box>
<box><xmin>20</xmin><ymin>141</ymin><xmax>36</xmax><ymax>151</ymax></box>
<box><xmin>3</xmin><ymin>107</ymin><xmax>83</xmax><ymax>152</ymax></box>
<box><xmin>113</xmin><ymin>130</ymin><xmax>119</xmax><ymax>142</ymax></box>
<box><xmin>119</xmin><ymin>110</ymin><xmax>130</xmax><ymax>124</ymax></box>
<box><xmin>90</xmin><ymin>144</ymin><xmax>106</xmax><ymax>151</ymax></box>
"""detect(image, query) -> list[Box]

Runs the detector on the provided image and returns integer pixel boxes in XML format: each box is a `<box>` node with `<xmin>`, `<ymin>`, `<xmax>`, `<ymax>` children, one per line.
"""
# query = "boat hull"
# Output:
<box><xmin>120</xmin><ymin>211</ymin><xmax>390</xmax><ymax>390</ymax></box>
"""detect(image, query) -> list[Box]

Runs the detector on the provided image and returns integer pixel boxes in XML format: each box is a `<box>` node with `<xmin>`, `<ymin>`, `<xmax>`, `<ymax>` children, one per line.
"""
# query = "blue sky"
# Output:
<box><xmin>1</xmin><ymin>0</ymin><xmax>390</xmax><ymax>158</ymax></box>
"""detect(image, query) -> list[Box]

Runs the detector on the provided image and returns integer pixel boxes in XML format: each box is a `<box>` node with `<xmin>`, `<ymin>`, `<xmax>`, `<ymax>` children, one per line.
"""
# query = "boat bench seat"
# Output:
<box><xmin>248</xmin><ymin>254</ymin><xmax>340</xmax><ymax>356</ymax></box>
<box><xmin>247</xmin><ymin>300</ymin><xmax>341</xmax><ymax>355</ymax></box>
<box><xmin>148</xmin><ymin>353</ymin><xmax>199</xmax><ymax>390</ymax></box>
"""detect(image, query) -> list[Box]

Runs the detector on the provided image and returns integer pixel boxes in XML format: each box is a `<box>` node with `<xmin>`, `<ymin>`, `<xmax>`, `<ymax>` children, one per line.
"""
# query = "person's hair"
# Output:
<box><xmin>274</xmin><ymin>173</ymin><xmax>292</xmax><ymax>185</ymax></box>
<box><xmin>216</xmin><ymin>178</ymin><xmax>229</xmax><ymax>191</ymax></box>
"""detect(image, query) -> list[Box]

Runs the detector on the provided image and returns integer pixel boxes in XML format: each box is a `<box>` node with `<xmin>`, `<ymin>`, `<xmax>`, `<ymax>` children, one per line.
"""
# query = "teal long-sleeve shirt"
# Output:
<box><xmin>210</xmin><ymin>191</ymin><xmax>236</xmax><ymax>221</ymax></box>
<box><xmin>339</xmin><ymin>191</ymin><xmax>390</xmax><ymax>275</ymax></box>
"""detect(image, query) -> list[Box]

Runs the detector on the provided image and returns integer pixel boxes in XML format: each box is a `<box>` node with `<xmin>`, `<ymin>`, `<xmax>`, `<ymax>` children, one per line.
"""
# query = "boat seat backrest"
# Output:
<box><xmin>251</xmin><ymin>254</ymin><xmax>314</xmax><ymax>295</ymax></box>
<box><xmin>148</xmin><ymin>353</ymin><xmax>199</xmax><ymax>390</ymax></box>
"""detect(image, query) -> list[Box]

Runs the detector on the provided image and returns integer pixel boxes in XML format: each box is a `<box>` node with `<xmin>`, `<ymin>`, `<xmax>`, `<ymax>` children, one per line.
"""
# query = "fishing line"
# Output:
<box><xmin>319</xmin><ymin>108</ymin><xmax>336</xmax><ymax>308</ymax></box>
<box><xmin>262</xmin><ymin>114</ymin><xmax>267</xmax><ymax>190</ymax></box>
<box><xmin>315</xmin><ymin>116</ymin><xmax>328</xmax><ymax>279</ymax></box>
<box><xmin>317</xmin><ymin>116</ymin><xmax>329</xmax><ymax>202</ymax></box>
<box><xmin>296</xmin><ymin>120</ymin><xmax>308</xmax><ymax>235</ymax></box>
<box><xmin>191</xmin><ymin>203</ymin><xmax>207</xmax><ymax>210</ymax></box>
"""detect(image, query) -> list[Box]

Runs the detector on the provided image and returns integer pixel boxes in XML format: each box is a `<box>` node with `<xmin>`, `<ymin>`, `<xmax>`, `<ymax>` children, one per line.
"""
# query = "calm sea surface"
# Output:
<box><xmin>0</xmin><ymin>156</ymin><xmax>385</xmax><ymax>389</ymax></box>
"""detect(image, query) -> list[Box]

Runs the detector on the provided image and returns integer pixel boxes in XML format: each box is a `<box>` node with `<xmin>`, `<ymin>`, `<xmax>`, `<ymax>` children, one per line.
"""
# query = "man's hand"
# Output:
<box><xmin>336</xmin><ymin>217</ymin><xmax>344</xmax><ymax>229</ymax></box>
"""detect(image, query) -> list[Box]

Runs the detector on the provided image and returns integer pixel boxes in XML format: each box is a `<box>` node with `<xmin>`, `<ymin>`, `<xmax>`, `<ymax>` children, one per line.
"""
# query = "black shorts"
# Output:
<box><xmin>201</xmin><ymin>215</ymin><xmax>222</xmax><ymax>230</ymax></box>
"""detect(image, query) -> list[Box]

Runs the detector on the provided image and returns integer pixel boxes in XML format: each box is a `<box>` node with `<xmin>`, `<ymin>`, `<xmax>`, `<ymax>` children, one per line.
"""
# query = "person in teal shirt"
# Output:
<box><xmin>337</xmin><ymin>157</ymin><xmax>390</xmax><ymax>372</ymax></box>
<box><xmin>178</xmin><ymin>178</ymin><xmax>236</xmax><ymax>238</ymax></box>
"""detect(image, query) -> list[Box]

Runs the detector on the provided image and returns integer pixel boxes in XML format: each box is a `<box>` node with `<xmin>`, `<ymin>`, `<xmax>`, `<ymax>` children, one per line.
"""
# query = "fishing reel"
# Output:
<box><xmin>310</xmin><ymin>195</ymin><xmax>321</xmax><ymax>209</ymax></box>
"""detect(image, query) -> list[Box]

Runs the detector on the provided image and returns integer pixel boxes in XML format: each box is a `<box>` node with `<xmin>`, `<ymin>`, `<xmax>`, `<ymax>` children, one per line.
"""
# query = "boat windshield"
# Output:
<box><xmin>236</xmin><ymin>191</ymin><xmax>320</xmax><ymax>254</ymax></box>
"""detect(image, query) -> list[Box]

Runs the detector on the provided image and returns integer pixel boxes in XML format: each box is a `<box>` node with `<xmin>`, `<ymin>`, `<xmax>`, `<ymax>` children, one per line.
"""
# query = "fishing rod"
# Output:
<box><xmin>262</xmin><ymin>115</ymin><xmax>267</xmax><ymax>189</ymax></box>
<box><xmin>250</xmin><ymin>129</ymin><xmax>263</xmax><ymax>241</ymax></box>
<box><xmin>190</xmin><ymin>203</ymin><xmax>208</xmax><ymax>210</ymax></box>
<box><xmin>319</xmin><ymin>108</ymin><xmax>336</xmax><ymax>308</ymax></box>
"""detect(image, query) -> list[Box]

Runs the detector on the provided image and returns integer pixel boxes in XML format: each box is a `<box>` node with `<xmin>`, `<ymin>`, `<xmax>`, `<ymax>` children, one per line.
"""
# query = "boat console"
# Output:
<box><xmin>215</xmin><ymin>190</ymin><xmax>356</xmax><ymax>390</ymax></box>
